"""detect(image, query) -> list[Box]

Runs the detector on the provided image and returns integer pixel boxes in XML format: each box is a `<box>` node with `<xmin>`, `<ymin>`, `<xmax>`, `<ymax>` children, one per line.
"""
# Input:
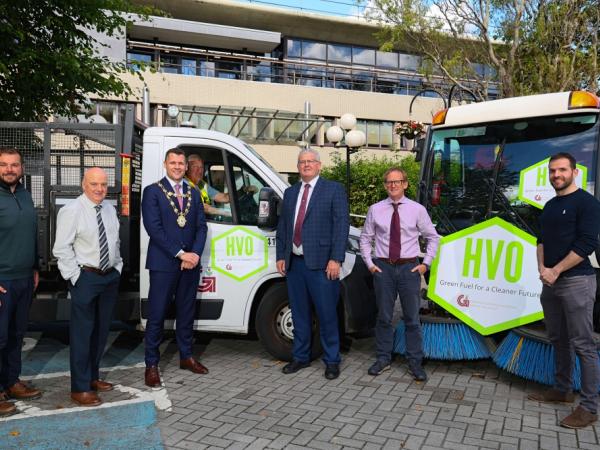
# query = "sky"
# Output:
<box><xmin>233</xmin><ymin>0</ymin><xmax>367</xmax><ymax>19</ymax></box>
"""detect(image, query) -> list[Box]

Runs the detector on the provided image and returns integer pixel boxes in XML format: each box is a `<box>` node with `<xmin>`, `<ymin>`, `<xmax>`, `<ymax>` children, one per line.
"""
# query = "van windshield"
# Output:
<box><xmin>426</xmin><ymin>113</ymin><xmax>599</xmax><ymax>236</ymax></box>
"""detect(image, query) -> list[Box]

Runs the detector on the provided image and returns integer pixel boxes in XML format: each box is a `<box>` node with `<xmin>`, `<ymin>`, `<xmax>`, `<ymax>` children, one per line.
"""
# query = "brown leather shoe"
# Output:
<box><xmin>180</xmin><ymin>357</ymin><xmax>209</xmax><ymax>374</ymax></box>
<box><xmin>6</xmin><ymin>380</ymin><xmax>42</xmax><ymax>400</ymax></box>
<box><xmin>71</xmin><ymin>391</ymin><xmax>102</xmax><ymax>407</ymax></box>
<box><xmin>145</xmin><ymin>366</ymin><xmax>162</xmax><ymax>388</ymax></box>
<box><xmin>560</xmin><ymin>405</ymin><xmax>598</xmax><ymax>429</ymax></box>
<box><xmin>0</xmin><ymin>392</ymin><xmax>17</xmax><ymax>417</ymax></box>
<box><xmin>91</xmin><ymin>379</ymin><xmax>113</xmax><ymax>392</ymax></box>
<box><xmin>528</xmin><ymin>388</ymin><xmax>575</xmax><ymax>404</ymax></box>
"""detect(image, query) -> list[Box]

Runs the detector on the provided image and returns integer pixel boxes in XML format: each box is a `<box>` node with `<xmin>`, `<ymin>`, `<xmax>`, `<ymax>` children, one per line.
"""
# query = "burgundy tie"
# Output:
<box><xmin>174</xmin><ymin>183</ymin><xmax>184</xmax><ymax>210</ymax></box>
<box><xmin>389</xmin><ymin>202</ymin><xmax>401</xmax><ymax>261</ymax></box>
<box><xmin>293</xmin><ymin>184</ymin><xmax>310</xmax><ymax>247</ymax></box>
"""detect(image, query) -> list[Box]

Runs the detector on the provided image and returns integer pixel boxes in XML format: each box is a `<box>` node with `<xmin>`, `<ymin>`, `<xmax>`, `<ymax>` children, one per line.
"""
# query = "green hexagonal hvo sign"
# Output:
<box><xmin>428</xmin><ymin>217</ymin><xmax>544</xmax><ymax>335</ymax></box>
<box><xmin>518</xmin><ymin>158</ymin><xmax>587</xmax><ymax>209</ymax></box>
<box><xmin>211</xmin><ymin>226</ymin><xmax>268</xmax><ymax>281</ymax></box>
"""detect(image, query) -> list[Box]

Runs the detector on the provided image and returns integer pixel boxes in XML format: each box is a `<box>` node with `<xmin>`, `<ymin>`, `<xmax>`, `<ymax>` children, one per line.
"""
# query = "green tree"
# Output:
<box><xmin>321</xmin><ymin>152</ymin><xmax>421</xmax><ymax>225</ymax></box>
<box><xmin>514</xmin><ymin>1</ymin><xmax>599</xmax><ymax>95</ymax></box>
<box><xmin>363</xmin><ymin>0</ymin><xmax>599</xmax><ymax>99</ymax></box>
<box><xmin>0</xmin><ymin>0</ymin><xmax>157</xmax><ymax>121</ymax></box>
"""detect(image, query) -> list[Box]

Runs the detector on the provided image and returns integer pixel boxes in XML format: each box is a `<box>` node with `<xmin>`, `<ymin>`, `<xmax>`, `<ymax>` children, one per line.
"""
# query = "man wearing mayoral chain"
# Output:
<box><xmin>141</xmin><ymin>148</ymin><xmax>208</xmax><ymax>388</ymax></box>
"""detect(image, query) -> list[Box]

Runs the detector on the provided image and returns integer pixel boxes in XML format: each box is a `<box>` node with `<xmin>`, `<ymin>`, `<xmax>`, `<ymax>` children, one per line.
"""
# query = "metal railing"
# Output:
<box><xmin>127</xmin><ymin>41</ymin><xmax>499</xmax><ymax>98</ymax></box>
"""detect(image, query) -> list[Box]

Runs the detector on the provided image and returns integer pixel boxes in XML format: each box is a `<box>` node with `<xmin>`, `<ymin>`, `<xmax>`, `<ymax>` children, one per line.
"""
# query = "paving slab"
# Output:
<box><xmin>7</xmin><ymin>330</ymin><xmax>600</xmax><ymax>449</ymax></box>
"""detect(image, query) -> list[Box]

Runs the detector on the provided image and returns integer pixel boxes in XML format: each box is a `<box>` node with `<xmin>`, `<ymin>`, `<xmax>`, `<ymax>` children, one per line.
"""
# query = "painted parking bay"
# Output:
<box><xmin>1</xmin><ymin>327</ymin><xmax>165</xmax><ymax>449</ymax></box>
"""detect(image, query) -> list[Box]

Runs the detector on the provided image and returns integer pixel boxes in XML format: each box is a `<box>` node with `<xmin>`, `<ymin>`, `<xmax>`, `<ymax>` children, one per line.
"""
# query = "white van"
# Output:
<box><xmin>139</xmin><ymin>127</ymin><xmax>376</xmax><ymax>360</ymax></box>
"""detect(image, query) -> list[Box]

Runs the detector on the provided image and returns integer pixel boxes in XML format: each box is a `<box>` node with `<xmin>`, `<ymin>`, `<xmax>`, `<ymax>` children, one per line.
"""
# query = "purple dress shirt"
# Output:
<box><xmin>359</xmin><ymin>196</ymin><xmax>440</xmax><ymax>269</ymax></box>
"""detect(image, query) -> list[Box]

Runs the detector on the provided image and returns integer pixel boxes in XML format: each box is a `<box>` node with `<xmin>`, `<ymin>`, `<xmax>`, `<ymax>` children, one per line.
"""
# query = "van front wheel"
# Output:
<box><xmin>255</xmin><ymin>283</ymin><xmax>322</xmax><ymax>362</ymax></box>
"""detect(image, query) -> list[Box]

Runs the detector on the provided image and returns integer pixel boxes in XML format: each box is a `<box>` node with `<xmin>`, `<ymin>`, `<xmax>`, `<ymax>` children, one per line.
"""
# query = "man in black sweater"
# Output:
<box><xmin>528</xmin><ymin>152</ymin><xmax>600</xmax><ymax>429</ymax></box>
<box><xmin>0</xmin><ymin>147</ymin><xmax>42</xmax><ymax>417</ymax></box>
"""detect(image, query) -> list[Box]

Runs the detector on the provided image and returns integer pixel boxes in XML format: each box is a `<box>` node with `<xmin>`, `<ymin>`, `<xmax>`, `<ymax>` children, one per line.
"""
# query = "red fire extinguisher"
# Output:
<box><xmin>432</xmin><ymin>180</ymin><xmax>443</xmax><ymax>205</ymax></box>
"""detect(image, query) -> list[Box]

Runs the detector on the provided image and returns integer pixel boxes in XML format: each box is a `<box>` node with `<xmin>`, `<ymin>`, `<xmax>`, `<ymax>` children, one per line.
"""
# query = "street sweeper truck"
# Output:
<box><xmin>415</xmin><ymin>90</ymin><xmax>600</xmax><ymax>384</ymax></box>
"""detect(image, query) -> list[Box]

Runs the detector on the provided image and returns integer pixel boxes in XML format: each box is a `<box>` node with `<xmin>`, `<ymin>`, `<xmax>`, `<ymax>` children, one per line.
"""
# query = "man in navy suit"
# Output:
<box><xmin>276</xmin><ymin>148</ymin><xmax>349</xmax><ymax>379</ymax></box>
<box><xmin>142</xmin><ymin>148</ymin><xmax>208</xmax><ymax>388</ymax></box>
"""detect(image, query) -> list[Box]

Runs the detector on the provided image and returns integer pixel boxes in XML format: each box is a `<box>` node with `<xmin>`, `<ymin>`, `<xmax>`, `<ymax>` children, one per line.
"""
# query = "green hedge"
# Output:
<box><xmin>320</xmin><ymin>151</ymin><xmax>421</xmax><ymax>225</ymax></box>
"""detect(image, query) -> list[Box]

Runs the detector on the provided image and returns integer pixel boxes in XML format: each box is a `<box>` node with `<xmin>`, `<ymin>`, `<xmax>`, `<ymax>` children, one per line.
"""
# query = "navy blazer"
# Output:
<box><xmin>142</xmin><ymin>177</ymin><xmax>208</xmax><ymax>272</ymax></box>
<box><xmin>276</xmin><ymin>177</ymin><xmax>349</xmax><ymax>271</ymax></box>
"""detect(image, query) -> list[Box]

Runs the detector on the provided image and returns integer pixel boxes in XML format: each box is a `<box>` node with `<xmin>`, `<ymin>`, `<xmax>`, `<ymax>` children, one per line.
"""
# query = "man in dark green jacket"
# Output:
<box><xmin>0</xmin><ymin>147</ymin><xmax>42</xmax><ymax>417</ymax></box>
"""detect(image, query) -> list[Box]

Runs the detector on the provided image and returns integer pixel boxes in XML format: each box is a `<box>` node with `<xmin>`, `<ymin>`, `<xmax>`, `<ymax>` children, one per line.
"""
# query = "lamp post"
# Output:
<box><xmin>325</xmin><ymin>113</ymin><xmax>366</xmax><ymax>199</ymax></box>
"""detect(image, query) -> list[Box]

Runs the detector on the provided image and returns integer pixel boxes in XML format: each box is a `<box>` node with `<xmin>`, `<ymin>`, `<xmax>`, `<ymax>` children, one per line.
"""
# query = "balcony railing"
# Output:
<box><xmin>127</xmin><ymin>41</ymin><xmax>499</xmax><ymax>98</ymax></box>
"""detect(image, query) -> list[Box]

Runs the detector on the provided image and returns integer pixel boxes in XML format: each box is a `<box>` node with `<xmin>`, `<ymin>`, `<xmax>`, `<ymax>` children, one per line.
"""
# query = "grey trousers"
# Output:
<box><xmin>373</xmin><ymin>259</ymin><xmax>423</xmax><ymax>365</ymax></box>
<box><xmin>540</xmin><ymin>274</ymin><xmax>599</xmax><ymax>413</ymax></box>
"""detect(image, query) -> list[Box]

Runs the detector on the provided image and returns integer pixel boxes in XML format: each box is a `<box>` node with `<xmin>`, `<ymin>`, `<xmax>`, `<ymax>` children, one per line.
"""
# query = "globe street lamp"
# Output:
<box><xmin>326</xmin><ymin>113</ymin><xmax>366</xmax><ymax>199</ymax></box>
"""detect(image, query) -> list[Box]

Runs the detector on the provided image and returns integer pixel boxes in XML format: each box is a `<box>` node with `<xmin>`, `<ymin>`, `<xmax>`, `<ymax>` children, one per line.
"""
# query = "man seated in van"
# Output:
<box><xmin>185</xmin><ymin>154</ymin><xmax>231</xmax><ymax>218</ymax></box>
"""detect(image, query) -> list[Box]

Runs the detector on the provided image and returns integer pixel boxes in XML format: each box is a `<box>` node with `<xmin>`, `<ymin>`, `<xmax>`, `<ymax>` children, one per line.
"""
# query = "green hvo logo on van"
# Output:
<box><xmin>518</xmin><ymin>158</ymin><xmax>587</xmax><ymax>209</ymax></box>
<box><xmin>211</xmin><ymin>227</ymin><xmax>268</xmax><ymax>281</ymax></box>
<box><xmin>428</xmin><ymin>217</ymin><xmax>543</xmax><ymax>335</ymax></box>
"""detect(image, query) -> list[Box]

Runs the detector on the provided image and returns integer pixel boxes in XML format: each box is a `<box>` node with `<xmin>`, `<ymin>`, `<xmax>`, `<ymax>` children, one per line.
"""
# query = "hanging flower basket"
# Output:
<box><xmin>394</xmin><ymin>120</ymin><xmax>425</xmax><ymax>140</ymax></box>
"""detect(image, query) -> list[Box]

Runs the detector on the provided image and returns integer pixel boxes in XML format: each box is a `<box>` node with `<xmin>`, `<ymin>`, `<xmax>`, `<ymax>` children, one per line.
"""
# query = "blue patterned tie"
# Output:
<box><xmin>95</xmin><ymin>205</ymin><xmax>110</xmax><ymax>271</ymax></box>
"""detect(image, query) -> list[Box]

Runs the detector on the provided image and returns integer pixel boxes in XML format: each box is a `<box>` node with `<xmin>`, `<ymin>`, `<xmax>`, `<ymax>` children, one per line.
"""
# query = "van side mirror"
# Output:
<box><xmin>257</xmin><ymin>187</ymin><xmax>280</xmax><ymax>230</ymax></box>
<box><xmin>413</xmin><ymin>137</ymin><xmax>426</xmax><ymax>162</ymax></box>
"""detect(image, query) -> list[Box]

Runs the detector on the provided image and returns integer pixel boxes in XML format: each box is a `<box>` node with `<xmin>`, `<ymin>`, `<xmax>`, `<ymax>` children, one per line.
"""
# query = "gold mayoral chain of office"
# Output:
<box><xmin>157</xmin><ymin>181</ymin><xmax>192</xmax><ymax>228</ymax></box>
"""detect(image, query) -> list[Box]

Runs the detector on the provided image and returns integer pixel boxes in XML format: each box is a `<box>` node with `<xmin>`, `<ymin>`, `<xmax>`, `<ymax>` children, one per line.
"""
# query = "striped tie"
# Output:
<box><xmin>95</xmin><ymin>205</ymin><xmax>110</xmax><ymax>271</ymax></box>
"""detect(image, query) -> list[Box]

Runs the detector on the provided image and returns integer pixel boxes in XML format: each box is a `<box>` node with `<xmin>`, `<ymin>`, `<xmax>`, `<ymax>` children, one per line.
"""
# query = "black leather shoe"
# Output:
<box><xmin>408</xmin><ymin>363</ymin><xmax>427</xmax><ymax>382</ymax></box>
<box><xmin>324</xmin><ymin>364</ymin><xmax>340</xmax><ymax>380</ymax></box>
<box><xmin>282</xmin><ymin>360</ymin><xmax>310</xmax><ymax>374</ymax></box>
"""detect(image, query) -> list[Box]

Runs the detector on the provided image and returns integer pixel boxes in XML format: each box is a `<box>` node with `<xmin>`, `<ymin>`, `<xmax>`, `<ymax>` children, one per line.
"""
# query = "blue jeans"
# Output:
<box><xmin>0</xmin><ymin>276</ymin><xmax>34</xmax><ymax>390</ymax></box>
<box><xmin>373</xmin><ymin>259</ymin><xmax>423</xmax><ymax>365</ymax></box>
<box><xmin>541</xmin><ymin>274</ymin><xmax>599</xmax><ymax>413</ymax></box>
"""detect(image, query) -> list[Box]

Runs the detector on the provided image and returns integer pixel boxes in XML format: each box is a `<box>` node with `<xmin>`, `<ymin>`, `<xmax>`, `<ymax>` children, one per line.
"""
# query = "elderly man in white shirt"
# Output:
<box><xmin>53</xmin><ymin>167</ymin><xmax>122</xmax><ymax>407</ymax></box>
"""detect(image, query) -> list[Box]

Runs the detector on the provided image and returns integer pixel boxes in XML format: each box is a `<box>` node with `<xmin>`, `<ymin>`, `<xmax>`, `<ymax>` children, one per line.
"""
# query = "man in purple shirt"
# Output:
<box><xmin>360</xmin><ymin>167</ymin><xmax>440</xmax><ymax>380</ymax></box>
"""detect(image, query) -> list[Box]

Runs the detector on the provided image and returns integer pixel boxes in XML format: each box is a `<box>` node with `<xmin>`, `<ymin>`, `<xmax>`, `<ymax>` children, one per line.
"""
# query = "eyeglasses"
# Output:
<box><xmin>297</xmin><ymin>159</ymin><xmax>319</xmax><ymax>166</ymax></box>
<box><xmin>384</xmin><ymin>179</ymin><xmax>406</xmax><ymax>186</ymax></box>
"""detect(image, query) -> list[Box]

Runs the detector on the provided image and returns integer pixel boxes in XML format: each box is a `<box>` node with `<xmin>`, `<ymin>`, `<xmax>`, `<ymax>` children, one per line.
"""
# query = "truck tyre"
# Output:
<box><xmin>255</xmin><ymin>283</ymin><xmax>322</xmax><ymax>362</ymax></box>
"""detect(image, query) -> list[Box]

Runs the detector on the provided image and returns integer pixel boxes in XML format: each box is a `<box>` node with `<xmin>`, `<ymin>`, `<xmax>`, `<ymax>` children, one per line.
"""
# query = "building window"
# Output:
<box><xmin>160</xmin><ymin>54</ymin><xmax>179</xmax><ymax>74</ymax></box>
<box><xmin>353</xmin><ymin>47</ymin><xmax>375</xmax><ymax>66</ymax></box>
<box><xmin>302</xmin><ymin>40</ymin><xmax>327</xmax><ymax>60</ymax></box>
<box><xmin>182</xmin><ymin>58</ymin><xmax>197</xmax><ymax>76</ymax></box>
<box><xmin>127</xmin><ymin>52</ymin><xmax>152</xmax><ymax>71</ymax></box>
<box><xmin>216</xmin><ymin>60</ymin><xmax>241</xmax><ymax>79</ymax></box>
<box><xmin>380</xmin><ymin>122</ymin><xmax>393</xmax><ymax>147</ymax></box>
<box><xmin>376</xmin><ymin>51</ymin><xmax>398</xmax><ymax>69</ymax></box>
<box><xmin>247</xmin><ymin>61</ymin><xmax>272</xmax><ymax>82</ymax></box>
<box><xmin>287</xmin><ymin>39</ymin><xmax>301</xmax><ymax>58</ymax></box>
<box><xmin>400</xmin><ymin>53</ymin><xmax>421</xmax><ymax>72</ymax></box>
<box><xmin>200</xmin><ymin>60</ymin><xmax>215</xmax><ymax>77</ymax></box>
<box><xmin>327</xmin><ymin>43</ymin><xmax>352</xmax><ymax>63</ymax></box>
<box><xmin>367</xmin><ymin>121</ymin><xmax>380</xmax><ymax>146</ymax></box>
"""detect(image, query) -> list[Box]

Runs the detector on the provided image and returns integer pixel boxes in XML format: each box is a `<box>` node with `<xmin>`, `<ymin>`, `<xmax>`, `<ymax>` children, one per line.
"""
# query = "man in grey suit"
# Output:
<box><xmin>276</xmin><ymin>148</ymin><xmax>349</xmax><ymax>379</ymax></box>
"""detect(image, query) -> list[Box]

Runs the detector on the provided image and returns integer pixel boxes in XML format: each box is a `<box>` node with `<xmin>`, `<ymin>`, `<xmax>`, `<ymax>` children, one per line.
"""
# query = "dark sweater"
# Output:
<box><xmin>538</xmin><ymin>188</ymin><xmax>600</xmax><ymax>278</ymax></box>
<box><xmin>0</xmin><ymin>181</ymin><xmax>38</xmax><ymax>280</ymax></box>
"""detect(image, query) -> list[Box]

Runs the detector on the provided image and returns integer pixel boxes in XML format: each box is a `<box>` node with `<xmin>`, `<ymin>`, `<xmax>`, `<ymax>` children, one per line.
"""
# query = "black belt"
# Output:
<box><xmin>377</xmin><ymin>257</ymin><xmax>418</xmax><ymax>265</ymax></box>
<box><xmin>81</xmin><ymin>266</ymin><xmax>115</xmax><ymax>276</ymax></box>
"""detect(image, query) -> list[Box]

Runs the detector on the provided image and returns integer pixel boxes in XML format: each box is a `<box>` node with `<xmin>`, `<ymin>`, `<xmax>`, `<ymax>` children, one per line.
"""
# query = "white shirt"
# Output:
<box><xmin>292</xmin><ymin>175</ymin><xmax>319</xmax><ymax>255</ymax></box>
<box><xmin>53</xmin><ymin>194</ymin><xmax>123</xmax><ymax>284</ymax></box>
